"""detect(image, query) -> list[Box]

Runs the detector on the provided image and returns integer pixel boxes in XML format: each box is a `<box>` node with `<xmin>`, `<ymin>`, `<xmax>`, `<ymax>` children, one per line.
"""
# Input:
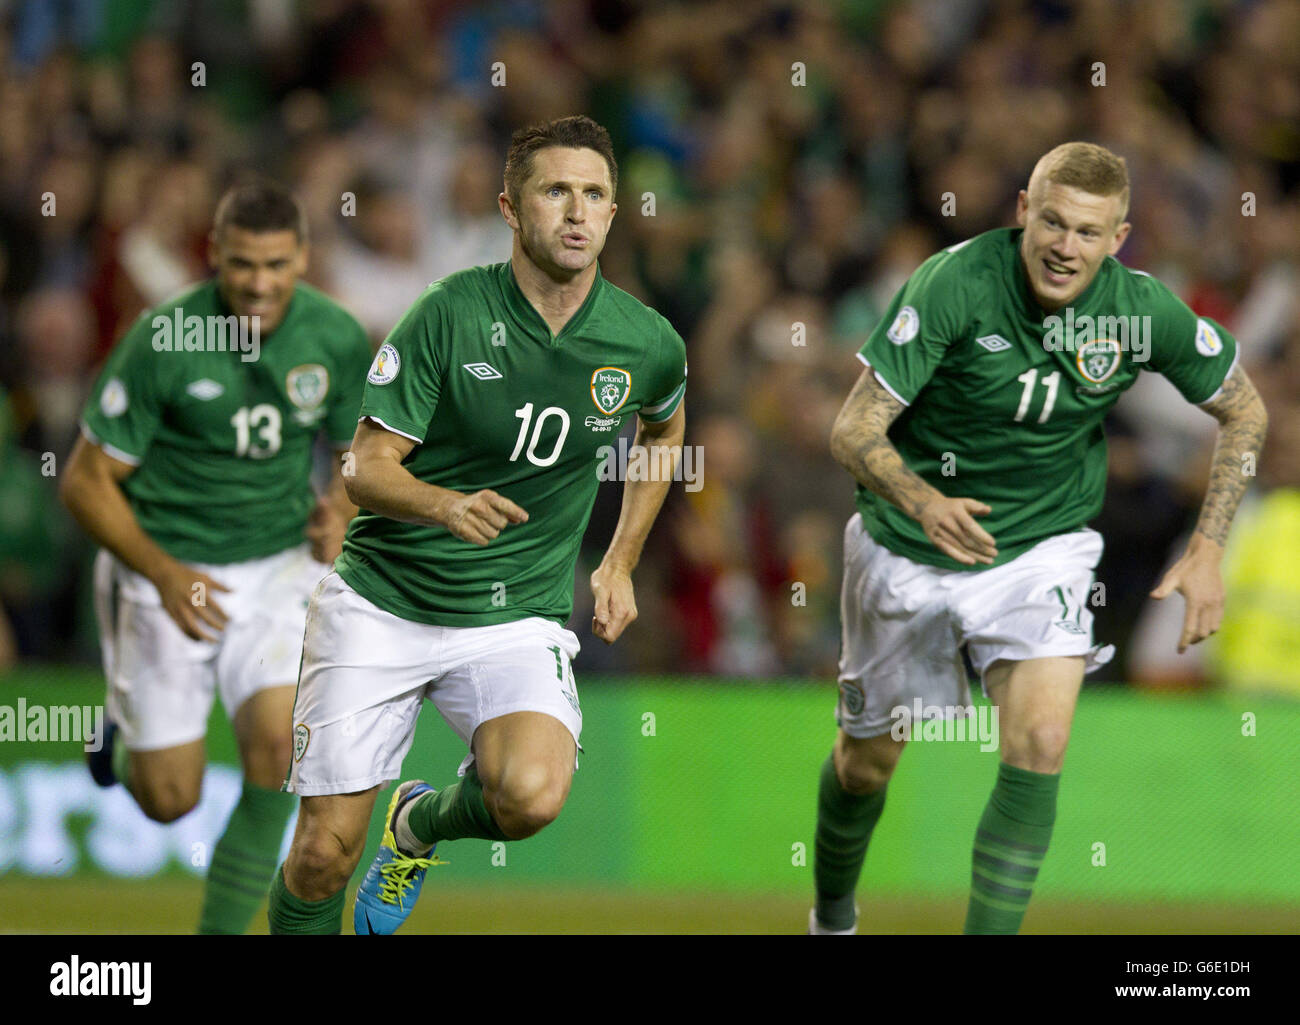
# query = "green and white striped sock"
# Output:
<box><xmin>963</xmin><ymin>762</ymin><xmax>1059</xmax><ymax>935</ymax></box>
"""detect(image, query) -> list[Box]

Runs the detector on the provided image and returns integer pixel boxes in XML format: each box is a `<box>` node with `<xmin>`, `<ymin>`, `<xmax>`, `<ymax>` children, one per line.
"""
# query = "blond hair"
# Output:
<box><xmin>1028</xmin><ymin>142</ymin><xmax>1130</xmax><ymax>224</ymax></box>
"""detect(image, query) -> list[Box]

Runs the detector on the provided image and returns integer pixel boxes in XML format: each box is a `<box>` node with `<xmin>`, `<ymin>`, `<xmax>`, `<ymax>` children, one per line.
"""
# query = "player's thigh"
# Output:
<box><xmin>472</xmin><ymin>711</ymin><xmax>577</xmax><ymax>806</ymax></box>
<box><xmin>232</xmin><ymin>684</ymin><xmax>296</xmax><ymax>789</ymax></box>
<box><xmin>216</xmin><ymin>543</ymin><xmax>326</xmax><ymax>780</ymax></box>
<box><xmin>837</xmin><ymin>514</ymin><xmax>969</xmax><ymax>738</ymax></box>
<box><xmin>128</xmin><ymin>738</ymin><xmax>207</xmax><ymax>822</ymax></box>
<box><xmin>94</xmin><ymin>551</ymin><xmax>220</xmax><ymax>754</ymax></box>
<box><xmin>954</xmin><ymin>528</ymin><xmax>1109</xmax><ymax>772</ymax></box>
<box><xmin>833</xmin><ymin>729</ymin><xmax>906</xmax><ymax>794</ymax></box>
<box><xmin>956</xmin><ymin>528</ymin><xmax>1113</xmax><ymax>689</ymax></box>
<box><xmin>284</xmin><ymin>787</ymin><xmax>381</xmax><ymax>900</ymax></box>
<box><xmin>432</xmin><ymin>617</ymin><xmax>583</xmax><ymax>793</ymax></box>
<box><xmin>985</xmin><ymin>656</ymin><xmax>1085</xmax><ymax>773</ymax></box>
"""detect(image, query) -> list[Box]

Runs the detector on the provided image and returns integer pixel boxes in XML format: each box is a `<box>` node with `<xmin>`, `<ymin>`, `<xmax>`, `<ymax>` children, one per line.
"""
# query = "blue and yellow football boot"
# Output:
<box><xmin>354</xmin><ymin>780</ymin><xmax>442</xmax><ymax>935</ymax></box>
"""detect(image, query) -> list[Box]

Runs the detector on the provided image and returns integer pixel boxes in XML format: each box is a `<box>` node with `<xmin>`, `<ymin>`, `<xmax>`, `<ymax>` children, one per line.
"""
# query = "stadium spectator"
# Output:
<box><xmin>0</xmin><ymin>0</ymin><xmax>1293</xmax><ymax>676</ymax></box>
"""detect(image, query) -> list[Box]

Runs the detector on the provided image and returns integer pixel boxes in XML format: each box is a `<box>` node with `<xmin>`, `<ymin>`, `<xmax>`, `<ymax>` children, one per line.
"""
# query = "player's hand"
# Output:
<box><xmin>591</xmin><ymin>563</ymin><xmax>636</xmax><ymax>644</ymax></box>
<box><xmin>1150</xmin><ymin>540</ymin><xmax>1225</xmax><ymax>653</ymax></box>
<box><xmin>918</xmin><ymin>497</ymin><xmax>998</xmax><ymax>565</ymax></box>
<box><xmin>441</xmin><ymin>489</ymin><xmax>528</xmax><ymax>545</ymax></box>
<box><xmin>151</xmin><ymin>561</ymin><xmax>231</xmax><ymax>642</ymax></box>
<box><xmin>305</xmin><ymin>498</ymin><xmax>346</xmax><ymax>564</ymax></box>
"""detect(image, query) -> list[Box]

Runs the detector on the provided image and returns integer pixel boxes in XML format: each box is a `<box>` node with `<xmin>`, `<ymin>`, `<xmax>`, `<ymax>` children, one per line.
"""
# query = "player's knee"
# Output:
<box><xmin>293</xmin><ymin>827</ymin><xmax>364</xmax><ymax>894</ymax></box>
<box><xmin>1009</xmin><ymin>722</ymin><xmax>1071</xmax><ymax>772</ymax></box>
<box><xmin>486</xmin><ymin>769</ymin><xmax>567</xmax><ymax>839</ymax></box>
<box><xmin>836</xmin><ymin>736</ymin><xmax>902</xmax><ymax>794</ymax></box>
<box><xmin>837</xmin><ymin>757</ymin><xmax>893</xmax><ymax>795</ymax></box>
<box><xmin>241</xmin><ymin>730</ymin><xmax>293</xmax><ymax>788</ymax></box>
<box><xmin>496</xmin><ymin>799</ymin><xmax>563</xmax><ymax>839</ymax></box>
<box><xmin>135</xmin><ymin>780</ymin><xmax>201</xmax><ymax>823</ymax></box>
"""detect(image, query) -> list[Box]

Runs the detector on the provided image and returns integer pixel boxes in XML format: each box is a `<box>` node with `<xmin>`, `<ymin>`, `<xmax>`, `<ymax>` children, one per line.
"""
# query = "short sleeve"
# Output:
<box><xmin>356</xmin><ymin>285</ymin><xmax>448</xmax><ymax>443</ymax></box>
<box><xmin>1143</xmin><ymin>287</ymin><xmax>1239</xmax><ymax>404</ymax></box>
<box><xmin>325</xmin><ymin>315</ymin><xmax>374</xmax><ymax>446</ymax></box>
<box><xmin>80</xmin><ymin>315</ymin><xmax>170</xmax><ymax>465</ymax></box>
<box><xmin>857</xmin><ymin>251</ymin><xmax>968</xmax><ymax>406</ymax></box>
<box><xmin>639</xmin><ymin>319</ymin><xmax>687</xmax><ymax>423</ymax></box>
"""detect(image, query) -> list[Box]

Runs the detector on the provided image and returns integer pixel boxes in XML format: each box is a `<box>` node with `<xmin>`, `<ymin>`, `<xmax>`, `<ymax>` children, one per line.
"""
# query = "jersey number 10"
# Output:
<box><xmin>510</xmin><ymin>403</ymin><xmax>571</xmax><ymax>466</ymax></box>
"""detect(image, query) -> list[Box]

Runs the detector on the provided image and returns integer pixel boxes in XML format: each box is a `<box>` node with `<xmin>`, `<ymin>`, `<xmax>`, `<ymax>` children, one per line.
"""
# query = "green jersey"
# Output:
<box><xmin>336</xmin><ymin>261</ymin><xmax>687</xmax><ymax>627</ymax></box>
<box><xmin>81</xmin><ymin>280</ymin><xmax>372</xmax><ymax>564</ymax></box>
<box><xmin>857</xmin><ymin>227</ymin><xmax>1238</xmax><ymax>571</ymax></box>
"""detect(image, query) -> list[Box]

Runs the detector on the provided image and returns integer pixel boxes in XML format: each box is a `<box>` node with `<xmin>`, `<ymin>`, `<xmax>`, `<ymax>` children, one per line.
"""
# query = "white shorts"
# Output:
<box><xmin>285</xmin><ymin>572</ymin><xmax>583</xmax><ymax>796</ymax></box>
<box><xmin>836</xmin><ymin>514</ymin><xmax>1114</xmax><ymax>737</ymax></box>
<box><xmin>94</xmin><ymin>543</ymin><xmax>329</xmax><ymax>751</ymax></box>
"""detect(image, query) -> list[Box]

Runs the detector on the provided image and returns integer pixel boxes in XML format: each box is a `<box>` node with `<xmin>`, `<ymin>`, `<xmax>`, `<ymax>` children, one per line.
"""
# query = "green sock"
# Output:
<box><xmin>814</xmin><ymin>754</ymin><xmax>887</xmax><ymax>930</ymax></box>
<box><xmin>963</xmin><ymin>762</ymin><xmax>1060</xmax><ymax>935</ymax></box>
<box><xmin>197</xmin><ymin>781</ymin><xmax>295</xmax><ymax>934</ymax></box>
<box><xmin>267</xmin><ymin>863</ymin><xmax>345</xmax><ymax>935</ymax></box>
<box><xmin>406</xmin><ymin>767</ymin><xmax>509</xmax><ymax>846</ymax></box>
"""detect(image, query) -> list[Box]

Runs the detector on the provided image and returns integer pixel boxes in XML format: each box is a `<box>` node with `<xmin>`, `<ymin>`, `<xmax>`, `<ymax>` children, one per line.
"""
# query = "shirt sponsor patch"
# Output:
<box><xmin>591</xmin><ymin>367</ymin><xmax>632</xmax><ymax>415</ymax></box>
<box><xmin>286</xmin><ymin>364</ymin><xmax>329</xmax><ymax>409</ymax></box>
<box><xmin>100</xmin><ymin>378</ymin><xmax>128</xmax><ymax>417</ymax></box>
<box><xmin>368</xmin><ymin>344</ymin><xmax>401</xmax><ymax>385</ymax></box>
<box><xmin>1076</xmin><ymin>339</ymin><xmax>1122</xmax><ymax>383</ymax></box>
<box><xmin>1194</xmin><ymin>318</ymin><xmax>1223</xmax><ymax>357</ymax></box>
<box><xmin>185</xmin><ymin>378</ymin><xmax>224</xmax><ymax>401</ymax></box>
<box><xmin>463</xmin><ymin>362</ymin><xmax>503</xmax><ymax>380</ymax></box>
<box><xmin>887</xmin><ymin>306</ymin><xmax>919</xmax><ymax>345</ymax></box>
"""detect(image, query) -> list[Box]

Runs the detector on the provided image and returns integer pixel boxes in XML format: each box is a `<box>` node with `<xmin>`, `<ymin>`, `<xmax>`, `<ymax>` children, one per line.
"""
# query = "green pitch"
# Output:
<box><xmin>2</xmin><ymin>878</ymin><xmax>1293</xmax><ymax>934</ymax></box>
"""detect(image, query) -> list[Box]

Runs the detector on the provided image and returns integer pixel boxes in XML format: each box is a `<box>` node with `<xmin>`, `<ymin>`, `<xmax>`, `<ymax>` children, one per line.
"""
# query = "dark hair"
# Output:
<box><xmin>213</xmin><ymin>178</ymin><xmax>308</xmax><ymax>242</ymax></box>
<box><xmin>504</xmin><ymin>115</ymin><xmax>618</xmax><ymax>206</ymax></box>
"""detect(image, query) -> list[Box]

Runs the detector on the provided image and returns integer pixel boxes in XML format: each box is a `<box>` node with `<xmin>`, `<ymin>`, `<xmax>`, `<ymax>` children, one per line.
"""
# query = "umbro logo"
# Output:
<box><xmin>463</xmin><ymin>362</ymin><xmax>502</xmax><ymax>380</ymax></box>
<box><xmin>186</xmin><ymin>379</ymin><xmax>224</xmax><ymax>400</ymax></box>
<box><xmin>975</xmin><ymin>335</ymin><xmax>1012</xmax><ymax>353</ymax></box>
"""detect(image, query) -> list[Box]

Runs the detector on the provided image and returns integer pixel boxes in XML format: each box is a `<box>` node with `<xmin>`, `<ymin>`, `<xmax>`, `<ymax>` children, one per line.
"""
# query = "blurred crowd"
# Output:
<box><xmin>0</xmin><ymin>0</ymin><xmax>1297</xmax><ymax>691</ymax></box>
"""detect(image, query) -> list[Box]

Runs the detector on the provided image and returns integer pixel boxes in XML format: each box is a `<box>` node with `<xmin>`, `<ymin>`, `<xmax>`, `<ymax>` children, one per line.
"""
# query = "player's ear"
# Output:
<box><xmin>498</xmin><ymin>191</ymin><xmax>518</xmax><ymax>231</ymax></box>
<box><xmin>1109</xmin><ymin>221</ymin><xmax>1131</xmax><ymax>255</ymax></box>
<box><xmin>1015</xmin><ymin>190</ymin><xmax>1029</xmax><ymax>226</ymax></box>
<box><xmin>206</xmin><ymin>229</ymin><xmax>220</xmax><ymax>271</ymax></box>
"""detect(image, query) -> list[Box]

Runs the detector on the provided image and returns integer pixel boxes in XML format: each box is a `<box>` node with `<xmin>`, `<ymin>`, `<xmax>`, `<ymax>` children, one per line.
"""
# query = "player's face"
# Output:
<box><xmin>500</xmin><ymin>146</ymin><xmax>617</xmax><ymax>280</ymax></box>
<box><xmin>1016</xmin><ymin>182</ymin><xmax>1130</xmax><ymax>312</ymax></box>
<box><xmin>209</xmin><ymin>226</ymin><xmax>307</xmax><ymax>335</ymax></box>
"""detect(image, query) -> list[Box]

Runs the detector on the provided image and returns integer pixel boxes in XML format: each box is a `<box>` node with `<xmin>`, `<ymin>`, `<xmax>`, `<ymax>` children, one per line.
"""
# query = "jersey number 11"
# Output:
<box><xmin>1013</xmin><ymin>369</ymin><xmax>1060</xmax><ymax>424</ymax></box>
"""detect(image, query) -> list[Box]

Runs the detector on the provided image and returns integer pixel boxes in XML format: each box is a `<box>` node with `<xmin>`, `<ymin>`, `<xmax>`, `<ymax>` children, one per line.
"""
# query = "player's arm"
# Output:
<box><xmin>591</xmin><ymin>402</ymin><xmax>685</xmax><ymax>644</ymax></box>
<box><xmin>344</xmin><ymin>417</ymin><xmax>527</xmax><ymax>545</ymax></box>
<box><xmin>1150</xmin><ymin>364</ymin><xmax>1268</xmax><ymax>651</ymax></box>
<box><xmin>830</xmin><ymin>367</ymin><xmax>997</xmax><ymax>565</ymax></box>
<box><xmin>310</xmin><ymin>317</ymin><xmax>374</xmax><ymax>561</ymax></box>
<box><xmin>327</xmin><ymin>447</ymin><xmax>358</xmax><ymax>522</ymax></box>
<box><xmin>304</xmin><ymin>447</ymin><xmax>360</xmax><ymax>564</ymax></box>
<box><xmin>60</xmin><ymin>435</ymin><xmax>229</xmax><ymax>640</ymax></box>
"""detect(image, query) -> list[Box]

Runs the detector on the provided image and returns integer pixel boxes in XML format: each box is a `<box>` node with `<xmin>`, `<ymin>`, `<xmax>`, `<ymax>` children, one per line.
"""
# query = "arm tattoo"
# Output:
<box><xmin>830</xmin><ymin>368</ymin><xmax>941</xmax><ymax>520</ymax></box>
<box><xmin>1193</xmin><ymin>365</ymin><xmax>1269</xmax><ymax>546</ymax></box>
